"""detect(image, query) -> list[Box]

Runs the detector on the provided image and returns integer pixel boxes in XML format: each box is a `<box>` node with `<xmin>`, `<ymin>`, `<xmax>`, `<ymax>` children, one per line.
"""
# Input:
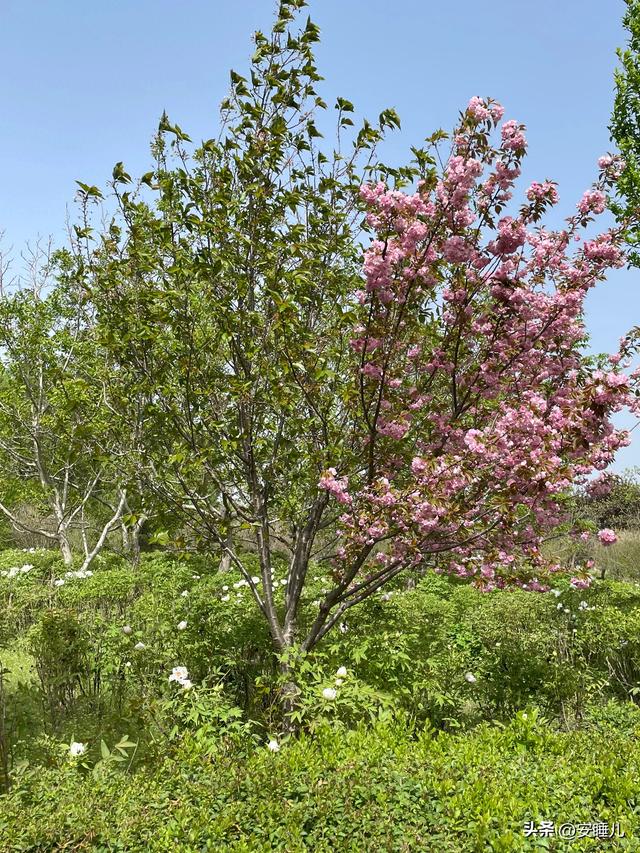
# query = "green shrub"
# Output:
<box><xmin>1</xmin><ymin>713</ymin><xmax>639</xmax><ymax>851</ymax></box>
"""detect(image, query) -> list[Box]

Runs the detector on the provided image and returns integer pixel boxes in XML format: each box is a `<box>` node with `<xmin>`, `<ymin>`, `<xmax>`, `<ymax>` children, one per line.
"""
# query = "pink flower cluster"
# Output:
<box><xmin>318</xmin><ymin>468</ymin><xmax>352</xmax><ymax>506</ymax></box>
<box><xmin>500</xmin><ymin>119</ymin><xmax>527</xmax><ymax>151</ymax></box>
<box><xmin>577</xmin><ymin>189</ymin><xmax>606</xmax><ymax>216</ymax></box>
<box><xmin>597</xmin><ymin>528</ymin><xmax>618</xmax><ymax>546</ymax></box>
<box><xmin>598</xmin><ymin>154</ymin><xmax>625</xmax><ymax>181</ymax></box>
<box><xmin>466</xmin><ymin>96</ymin><xmax>504</xmax><ymax>124</ymax></box>
<box><xmin>526</xmin><ymin>180</ymin><xmax>559</xmax><ymax>206</ymax></box>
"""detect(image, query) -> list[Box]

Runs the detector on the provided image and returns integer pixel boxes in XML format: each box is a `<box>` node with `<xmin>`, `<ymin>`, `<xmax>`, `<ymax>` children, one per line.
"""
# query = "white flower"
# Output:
<box><xmin>579</xmin><ymin>600</ymin><xmax>589</xmax><ymax>611</ymax></box>
<box><xmin>222</xmin><ymin>585</ymin><xmax>229</xmax><ymax>591</ymax></box>
<box><xmin>124</xmin><ymin>661</ymin><xmax>131</xmax><ymax>668</ymax></box>
<box><xmin>335</xmin><ymin>678</ymin><xmax>344</xmax><ymax>687</ymax></box>
<box><xmin>63</xmin><ymin>569</ymin><xmax>93</xmax><ymax>580</ymax></box>
<box><xmin>464</xmin><ymin>672</ymin><xmax>477</xmax><ymax>684</ymax></box>
<box><xmin>336</xmin><ymin>666</ymin><xmax>347</xmax><ymax>678</ymax></box>
<box><xmin>557</xmin><ymin>603</ymin><xmax>564</xmax><ymax>610</ymax></box>
<box><xmin>177</xmin><ymin>620</ymin><xmax>188</xmax><ymax>630</ymax></box>
<box><xmin>280</xmin><ymin>579</ymin><xmax>287</xmax><ymax>586</ymax></box>
<box><xmin>180</xmin><ymin>590</ymin><xmax>189</xmax><ymax>597</ymax></box>
<box><xmin>134</xmin><ymin>642</ymin><xmax>146</xmax><ymax>651</ymax></box>
<box><xmin>122</xmin><ymin>625</ymin><xmax>133</xmax><ymax>635</ymax></box>
<box><xmin>267</xmin><ymin>739</ymin><xmax>280</xmax><ymax>752</ymax></box>
<box><xmin>221</xmin><ymin>594</ymin><xmax>230</xmax><ymax>602</ymax></box>
<box><xmin>54</xmin><ymin>579</ymin><xmax>65</xmax><ymax>587</ymax></box>
<box><xmin>21</xmin><ymin>564</ymin><xmax>33</xmax><ymax>572</ymax></box>
<box><xmin>322</xmin><ymin>687</ymin><xmax>337</xmax><ymax>700</ymax></box>
<box><xmin>169</xmin><ymin>666</ymin><xmax>189</xmax><ymax>684</ymax></box>
<box><xmin>181</xmin><ymin>679</ymin><xmax>193</xmax><ymax>690</ymax></box>
<box><xmin>339</xmin><ymin>623</ymin><xmax>348</xmax><ymax>634</ymax></box>
<box><xmin>69</xmin><ymin>741</ymin><xmax>86</xmax><ymax>757</ymax></box>
<box><xmin>251</xmin><ymin>576</ymin><xmax>260</xmax><ymax>585</ymax></box>
<box><xmin>192</xmin><ymin>574</ymin><xmax>201</xmax><ymax>580</ymax></box>
<box><xmin>552</xmin><ymin>589</ymin><xmax>562</xmax><ymax>597</ymax></box>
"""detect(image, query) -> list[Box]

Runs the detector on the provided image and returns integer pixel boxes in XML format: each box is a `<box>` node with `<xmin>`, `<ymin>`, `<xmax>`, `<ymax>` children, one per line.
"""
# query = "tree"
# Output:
<box><xmin>77</xmin><ymin>1</ymin><xmax>638</xmax><ymax>667</ymax></box>
<box><xmin>610</xmin><ymin>0</ymin><xmax>640</xmax><ymax>263</ymax></box>
<box><xmin>0</xmin><ymin>247</ymin><xmax>126</xmax><ymax>567</ymax></box>
<box><xmin>574</xmin><ymin>468</ymin><xmax>640</xmax><ymax>530</ymax></box>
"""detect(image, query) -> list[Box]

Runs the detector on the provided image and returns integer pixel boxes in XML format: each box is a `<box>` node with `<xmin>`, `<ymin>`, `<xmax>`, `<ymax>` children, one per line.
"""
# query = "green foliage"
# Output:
<box><xmin>611</xmin><ymin>0</ymin><xmax>640</xmax><ymax>263</ymax></box>
<box><xmin>2</xmin><ymin>550</ymin><xmax>640</xmax><ymax>847</ymax></box>
<box><xmin>28</xmin><ymin>609</ymin><xmax>90</xmax><ymax>726</ymax></box>
<box><xmin>2</xmin><ymin>713</ymin><xmax>640</xmax><ymax>851</ymax></box>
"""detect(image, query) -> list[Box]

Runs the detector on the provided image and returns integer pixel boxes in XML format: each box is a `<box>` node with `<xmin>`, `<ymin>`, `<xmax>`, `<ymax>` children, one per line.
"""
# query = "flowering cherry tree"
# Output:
<box><xmin>307</xmin><ymin>99</ymin><xmax>639</xmax><ymax>647</ymax></box>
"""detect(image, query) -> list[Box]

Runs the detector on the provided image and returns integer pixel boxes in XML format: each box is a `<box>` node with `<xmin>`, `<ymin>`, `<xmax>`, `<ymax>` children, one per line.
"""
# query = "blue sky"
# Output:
<box><xmin>2</xmin><ymin>0</ymin><xmax>638</xmax><ymax>468</ymax></box>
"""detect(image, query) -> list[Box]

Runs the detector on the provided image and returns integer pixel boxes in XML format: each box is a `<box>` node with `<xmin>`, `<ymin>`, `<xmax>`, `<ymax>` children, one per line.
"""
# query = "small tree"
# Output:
<box><xmin>0</xmin><ymin>248</ymin><xmax>126</xmax><ymax>567</ymax></box>
<box><xmin>574</xmin><ymin>469</ymin><xmax>640</xmax><ymax>530</ymax></box>
<box><xmin>80</xmin><ymin>2</ymin><xmax>638</xmax><ymax>665</ymax></box>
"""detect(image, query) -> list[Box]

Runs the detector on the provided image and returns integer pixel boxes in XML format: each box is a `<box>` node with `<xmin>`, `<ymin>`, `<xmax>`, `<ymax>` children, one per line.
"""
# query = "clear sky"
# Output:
<box><xmin>2</xmin><ymin>0</ymin><xmax>638</xmax><ymax>468</ymax></box>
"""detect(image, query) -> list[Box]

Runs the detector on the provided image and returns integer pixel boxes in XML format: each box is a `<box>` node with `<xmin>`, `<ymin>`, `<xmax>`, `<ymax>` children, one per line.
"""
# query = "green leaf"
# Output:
<box><xmin>75</xmin><ymin>181</ymin><xmax>103</xmax><ymax>200</ymax></box>
<box><xmin>335</xmin><ymin>97</ymin><xmax>354</xmax><ymax>112</ymax></box>
<box><xmin>112</xmin><ymin>162</ymin><xmax>132</xmax><ymax>185</ymax></box>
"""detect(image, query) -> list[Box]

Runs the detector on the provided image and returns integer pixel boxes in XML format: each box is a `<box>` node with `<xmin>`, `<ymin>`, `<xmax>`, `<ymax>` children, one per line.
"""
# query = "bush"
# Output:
<box><xmin>5</xmin><ymin>551</ymin><xmax>640</xmax><ymax>849</ymax></box>
<box><xmin>1</xmin><ymin>712</ymin><xmax>639</xmax><ymax>851</ymax></box>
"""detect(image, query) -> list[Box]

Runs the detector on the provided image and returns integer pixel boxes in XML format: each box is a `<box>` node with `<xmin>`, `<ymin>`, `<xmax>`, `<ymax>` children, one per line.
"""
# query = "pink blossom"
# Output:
<box><xmin>362</xmin><ymin>362</ymin><xmax>383</xmax><ymax>380</ymax></box>
<box><xmin>526</xmin><ymin>180</ymin><xmax>559</xmax><ymax>205</ymax></box>
<box><xmin>318</xmin><ymin>469</ymin><xmax>352</xmax><ymax>506</ymax></box>
<box><xmin>411</xmin><ymin>457</ymin><xmax>427</xmax><ymax>476</ymax></box>
<box><xmin>467</xmin><ymin>96</ymin><xmax>491</xmax><ymax>123</ymax></box>
<box><xmin>443</xmin><ymin>236</ymin><xmax>474</xmax><ymax>263</ymax></box>
<box><xmin>577</xmin><ymin>189</ymin><xmax>606</xmax><ymax>216</ymax></box>
<box><xmin>500</xmin><ymin>119</ymin><xmax>527</xmax><ymax>151</ymax></box>
<box><xmin>598</xmin><ymin>154</ymin><xmax>625</xmax><ymax>180</ymax></box>
<box><xmin>570</xmin><ymin>577</ymin><xmax>592</xmax><ymax>590</ymax></box>
<box><xmin>597</xmin><ymin>528</ymin><xmax>618</xmax><ymax>546</ymax></box>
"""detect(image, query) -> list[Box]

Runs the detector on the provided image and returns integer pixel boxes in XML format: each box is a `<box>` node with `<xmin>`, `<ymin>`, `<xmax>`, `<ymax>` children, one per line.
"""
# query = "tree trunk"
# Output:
<box><xmin>219</xmin><ymin>520</ymin><xmax>233</xmax><ymax>572</ymax></box>
<box><xmin>0</xmin><ymin>665</ymin><xmax>10</xmax><ymax>792</ymax></box>
<box><xmin>59</xmin><ymin>530</ymin><xmax>73</xmax><ymax>566</ymax></box>
<box><xmin>278</xmin><ymin>652</ymin><xmax>301</xmax><ymax>732</ymax></box>
<box><xmin>131</xmin><ymin>523</ymin><xmax>142</xmax><ymax>568</ymax></box>
<box><xmin>128</xmin><ymin>514</ymin><xmax>147</xmax><ymax>569</ymax></box>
